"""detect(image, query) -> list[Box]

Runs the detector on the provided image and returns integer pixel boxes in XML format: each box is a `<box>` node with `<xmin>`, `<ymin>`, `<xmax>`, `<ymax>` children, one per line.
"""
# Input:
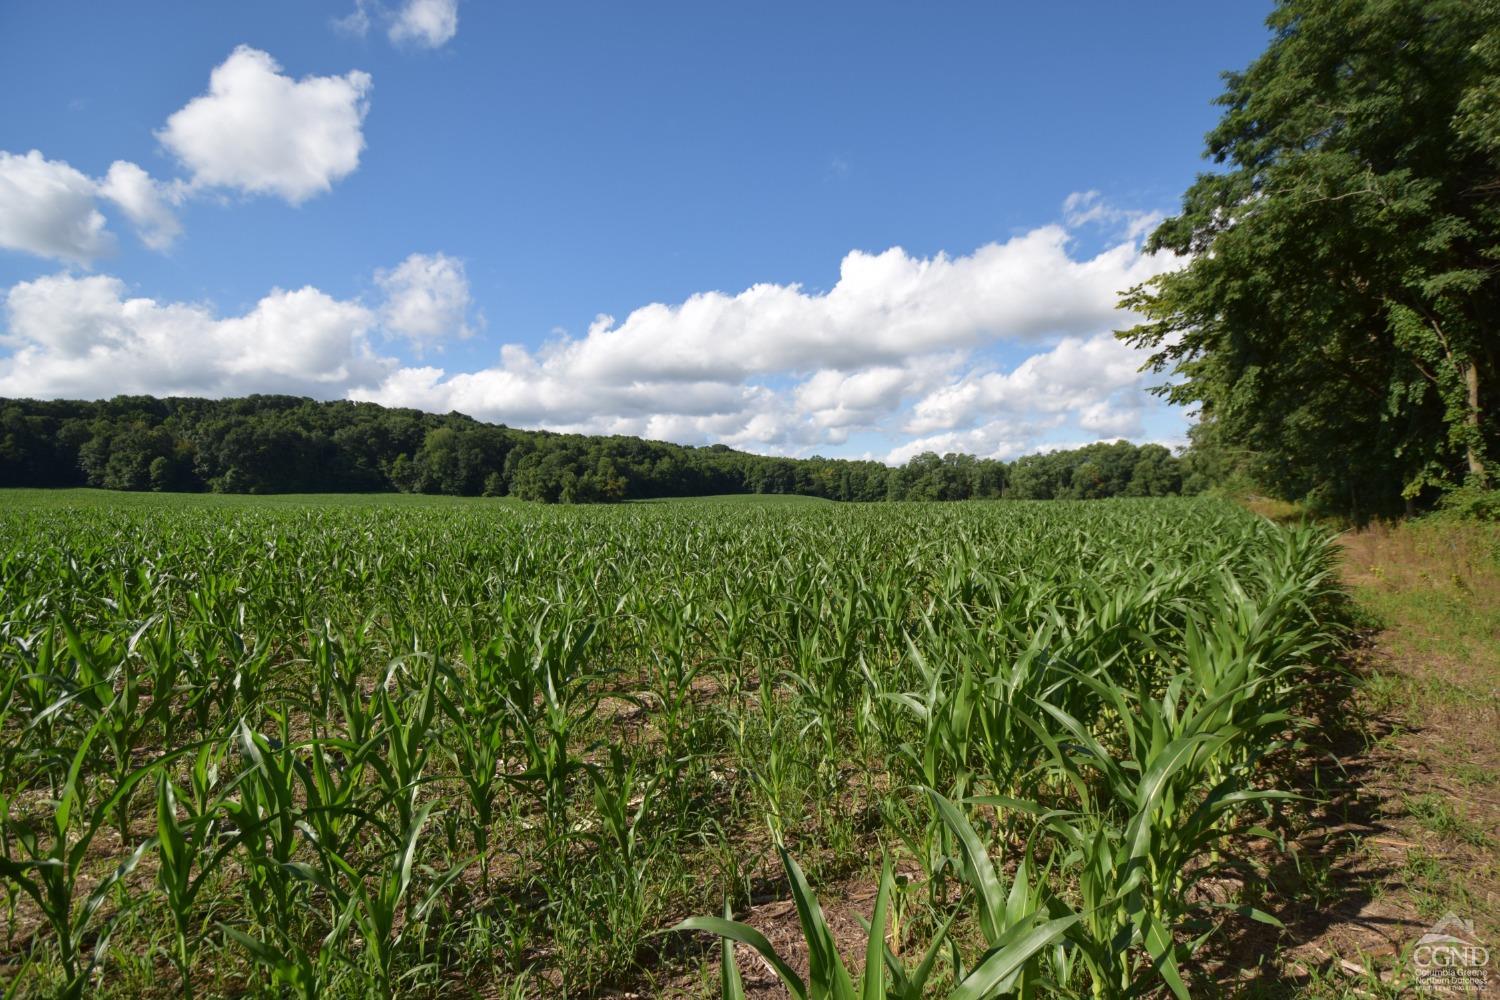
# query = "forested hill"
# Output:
<box><xmin>0</xmin><ymin>395</ymin><xmax>1193</xmax><ymax>502</ymax></box>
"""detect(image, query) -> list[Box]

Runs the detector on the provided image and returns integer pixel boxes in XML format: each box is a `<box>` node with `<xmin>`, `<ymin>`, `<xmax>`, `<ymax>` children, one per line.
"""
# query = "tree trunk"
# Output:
<box><xmin>1465</xmin><ymin>361</ymin><xmax>1487</xmax><ymax>484</ymax></box>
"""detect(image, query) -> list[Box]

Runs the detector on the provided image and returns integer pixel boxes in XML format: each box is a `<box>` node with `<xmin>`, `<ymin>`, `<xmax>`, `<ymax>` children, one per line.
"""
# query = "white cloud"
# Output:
<box><xmin>376</xmin><ymin>252</ymin><xmax>473</xmax><ymax>347</ymax></box>
<box><xmin>362</xmin><ymin>362</ymin><xmax>759</xmax><ymax>431</ymax></box>
<box><xmin>1063</xmin><ymin>190</ymin><xmax>1163</xmax><ymax>242</ymax></box>
<box><xmin>3</xmin><ymin>47</ymin><xmax>369</xmax><ymax>260</ymax></box>
<box><xmin>0</xmin><ymin>196</ymin><xmax>1184</xmax><ymax>461</ymax></box>
<box><xmin>158</xmin><ymin>46</ymin><xmax>372</xmax><ymax>205</ymax></box>
<box><xmin>443</xmin><ymin>225</ymin><xmax>1166</xmax><ymax>390</ymax></box>
<box><xmin>904</xmin><ymin>333</ymin><xmax>1147</xmax><ymax>434</ymax></box>
<box><xmin>0</xmin><ymin>150</ymin><xmax>113</xmax><ymax>264</ymax></box>
<box><xmin>0</xmin><ymin>273</ymin><xmax>391</xmax><ymax>399</ymax></box>
<box><xmin>356</xmin><ymin>220</ymin><xmax>1178</xmax><ymax>454</ymax></box>
<box><xmin>337</xmin><ymin>0</ymin><xmax>458</xmax><ymax>48</ymax></box>
<box><xmin>389</xmin><ymin>0</ymin><xmax>459</xmax><ymax>48</ymax></box>
<box><xmin>0</xmin><ymin>151</ymin><xmax>185</xmax><ymax>262</ymax></box>
<box><xmin>1077</xmin><ymin>399</ymin><xmax>1144</xmax><ymax>437</ymax></box>
<box><xmin>334</xmin><ymin>0</ymin><xmax>373</xmax><ymax>38</ymax></box>
<box><xmin>98</xmin><ymin>161</ymin><xmax>183</xmax><ymax>251</ymax></box>
<box><xmin>793</xmin><ymin>358</ymin><xmax>954</xmax><ymax>440</ymax></box>
<box><xmin>885</xmin><ymin>334</ymin><xmax>1152</xmax><ymax>462</ymax></box>
<box><xmin>885</xmin><ymin>419</ymin><xmax>1050</xmax><ymax>465</ymax></box>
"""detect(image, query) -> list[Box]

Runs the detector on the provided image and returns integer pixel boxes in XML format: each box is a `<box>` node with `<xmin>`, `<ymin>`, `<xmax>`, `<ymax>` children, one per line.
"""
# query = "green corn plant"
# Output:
<box><xmin>0</xmin><ymin>665</ymin><xmax>20</xmax><ymax>946</ymax></box>
<box><xmin>346</xmin><ymin>811</ymin><xmax>437</xmax><ymax>997</ymax></box>
<box><xmin>281</xmin><ymin>800</ymin><xmax>465</xmax><ymax>998</ymax></box>
<box><xmin>857</xmin><ymin>651</ymin><xmax>912</xmax><ymax>767</ymax></box>
<box><xmin>672</xmin><ymin>845</ymin><xmax>1074</xmax><ymax>1000</ymax></box>
<box><xmin>296</xmin><ymin>733</ymin><xmax>374</xmax><ymax>880</ymax></box>
<box><xmin>55</xmin><ymin>616</ymin><xmax>153</xmax><ymax>845</ymax></box>
<box><xmin>218</xmin><ymin>923</ymin><xmax>329</xmax><ymax>1000</ymax></box>
<box><xmin>747</xmin><ymin>711</ymin><xmax>805</xmax><ymax>835</ymax></box>
<box><xmin>177</xmin><ymin>610</ymin><xmax>231</xmax><ymax>737</ymax></box>
<box><xmin>708</xmin><ymin>580</ymin><xmax>757</xmax><ymax>694</ymax></box>
<box><xmin>821</xmin><ymin>570</ymin><xmax>867</xmax><ymax>690</ymax></box>
<box><xmin>435</xmin><ymin>673</ymin><xmax>508</xmax><ymax>890</ymax></box>
<box><xmin>785</xmin><ymin>632</ymin><xmax>850</xmax><ymax>793</ymax></box>
<box><xmin>877</xmin><ymin>636</ymin><xmax>982</xmax><ymax>909</ymax></box>
<box><xmin>184</xmin><ymin>578</ymin><xmax>274</xmax><ymax>727</ymax></box>
<box><xmin>924</xmin><ymin>789</ymin><xmax>1077</xmax><ymax>1000</ymax></box>
<box><xmin>124</xmin><ymin>614</ymin><xmax>190</xmax><ymax>753</ymax></box>
<box><xmin>154</xmin><ymin>749</ymin><xmax>252</xmax><ymax>1000</ymax></box>
<box><xmin>502</xmin><ymin>615</ymin><xmax>600</xmax><ymax>838</ymax></box>
<box><xmin>710</xmin><ymin>900</ymin><xmax>748</xmax><ymax>1000</ymax></box>
<box><xmin>0</xmin><ymin>717</ymin><xmax>166</xmax><ymax>998</ymax></box>
<box><xmin>967</xmin><ymin>628</ymin><xmax>1060</xmax><ymax>804</ymax></box>
<box><xmin>0</xmin><ymin>494</ymin><xmax>1345</xmax><ymax>995</ymax></box>
<box><xmin>9</xmin><ymin>629</ymin><xmax>65</xmax><ymax>788</ymax></box>
<box><xmin>588</xmin><ymin>744</ymin><xmax>658</xmax><ymax>873</ymax></box>
<box><xmin>1020</xmin><ymin>686</ymin><xmax>1291</xmax><ymax>999</ymax></box>
<box><xmin>367</xmin><ymin>658</ymin><xmax>440</xmax><ymax>835</ymax></box>
<box><xmin>306</xmin><ymin>621</ymin><xmax>379</xmax><ymax>748</ymax></box>
<box><xmin>640</xmin><ymin>594</ymin><xmax>704</xmax><ymax>776</ymax></box>
<box><xmin>224</xmin><ymin>720</ymin><xmax>305</xmax><ymax>935</ymax></box>
<box><xmin>669</xmin><ymin>847</ymin><xmax>888</xmax><ymax>1000</ymax></box>
<box><xmin>882</xmin><ymin>636</ymin><xmax>978</xmax><ymax>801</ymax></box>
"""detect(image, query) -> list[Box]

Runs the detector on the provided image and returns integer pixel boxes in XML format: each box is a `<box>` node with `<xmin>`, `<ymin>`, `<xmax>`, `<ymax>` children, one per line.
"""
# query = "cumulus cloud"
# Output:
<box><xmin>376</xmin><ymin>252</ymin><xmax>474</xmax><ymax>347</ymax></box>
<box><xmin>1077</xmin><ymin>400</ymin><xmax>1144</xmax><ymax>437</ymax></box>
<box><xmin>0</xmin><ymin>273</ymin><xmax>391</xmax><ymax>399</ymax></box>
<box><xmin>356</xmin><ymin>214</ymin><xmax>1179</xmax><ymax>454</ymax></box>
<box><xmin>904</xmin><ymin>334</ymin><xmax>1147</xmax><ymax>434</ymax></box>
<box><xmin>158</xmin><ymin>46</ymin><xmax>372</xmax><ymax>204</ymax></box>
<box><xmin>792</xmin><ymin>358</ymin><xmax>955</xmax><ymax>440</ymax></box>
<box><xmin>0</xmin><ymin>248</ymin><xmax>478</xmax><ymax>401</ymax></box>
<box><xmin>512</xmin><ymin>227</ymin><xmax>1165</xmax><ymax>385</ymax></box>
<box><xmin>1</xmin><ymin>48</ymin><xmax>368</xmax><ymax>262</ymax></box>
<box><xmin>885</xmin><ymin>418</ymin><xmax>1052</xmax><ymax>465</ymax></box>
<box><xmin>888</xmin><ymin>333</ymin><xmax>1154</xmax><ymax>462</ymax></box>
<box><xmin>0</xmin><ymin>151</ymin><xmax>113</xmax><ymax>264</ymax></box>
<box><xmin>0</xmin><ymin>194</ymin><xmax>1185</xmax><ymax>461</ymax></box>
<box><xmin>389</xmin><ymin>0</ymin><xmax>459</xmax><ymax>48</ymax></box>
<box><xmin>97</xmin><ymin>161</ymin><xmax>183</xmax><ymax>251</ymax></box>
<box><xmin>0</xmin><ymin>151</ymin><xmax>184</xmax><ymax>262</ymax></box>
<box><xmin>337</xmin><ymin>0</ymin><xmax>458</xmax><ymax>48</ymax></box>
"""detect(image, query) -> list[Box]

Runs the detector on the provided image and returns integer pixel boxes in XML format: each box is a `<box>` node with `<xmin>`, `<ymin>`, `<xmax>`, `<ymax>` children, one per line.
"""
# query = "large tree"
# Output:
<box><xmin>1120</xmin><ymin>0</ymin><xmax>1499</xmax><ymax>517</ymax></box>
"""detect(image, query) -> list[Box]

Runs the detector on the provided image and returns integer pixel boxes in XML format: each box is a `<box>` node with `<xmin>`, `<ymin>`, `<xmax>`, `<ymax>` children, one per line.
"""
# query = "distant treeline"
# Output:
<box><xmin>0</xmin><ymin>395</ymin><xmax>1194</xmax><ymax>502</ymax></box>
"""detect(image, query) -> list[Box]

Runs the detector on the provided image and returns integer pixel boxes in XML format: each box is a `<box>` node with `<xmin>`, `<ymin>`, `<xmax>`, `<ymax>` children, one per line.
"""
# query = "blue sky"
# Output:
<box><xmin>0</xmin><ymin>1</ymin><xmax>1273</xmax><ymax>462</ymax></box>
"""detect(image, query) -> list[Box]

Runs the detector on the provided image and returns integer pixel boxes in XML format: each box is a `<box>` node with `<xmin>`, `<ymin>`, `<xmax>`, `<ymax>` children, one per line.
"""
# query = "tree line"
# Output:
<box><xmin>0</xmin><ymin>395</ymin><xmax>1193</xmax><ymax>503</ymax></box>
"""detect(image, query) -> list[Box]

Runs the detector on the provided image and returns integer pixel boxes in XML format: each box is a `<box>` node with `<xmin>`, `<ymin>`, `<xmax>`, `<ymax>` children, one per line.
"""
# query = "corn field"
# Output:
<box><xmin>0</xmin><ymin>493</ymin><xmax>1346</xmax><ymax>998</ymax></box>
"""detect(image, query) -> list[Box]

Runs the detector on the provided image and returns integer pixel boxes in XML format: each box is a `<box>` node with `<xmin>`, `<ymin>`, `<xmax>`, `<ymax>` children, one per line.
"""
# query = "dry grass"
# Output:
<box><xmin>1341</xmin><ymin>518</ymin><xmax>1500</xmax><ymax>697</ymax></box>
<box><xmin>1340</xmin><ymin>518</ymin><xmax>1500</xmax><ymax>610</ymax></box>
<box><xmin>1251</xmin><ymin>517</ymin><xmax>1500</xmax><ymax>998</ymax></box>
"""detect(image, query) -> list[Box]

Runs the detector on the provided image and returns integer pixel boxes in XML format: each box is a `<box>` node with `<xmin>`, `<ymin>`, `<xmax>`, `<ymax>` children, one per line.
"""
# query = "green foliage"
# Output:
<box><xmin>1120</xmin><ymin>0</ymin><xmax>1500</xmax><ymax>519</ymax></box>
<box><xmin>1007</xmin><ymin>441</ymin><xmax>1185</xmax><ymax>501</ymax></box>
<box><xmin>1435</xmin><ymin>484</ymin><xmax>1500</xmax><ymax>521</ymax></box>
<box><xmin>0</xmin><ymin>394</ymin><xmax>1192</xmax><ymax>503</ymax></box>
